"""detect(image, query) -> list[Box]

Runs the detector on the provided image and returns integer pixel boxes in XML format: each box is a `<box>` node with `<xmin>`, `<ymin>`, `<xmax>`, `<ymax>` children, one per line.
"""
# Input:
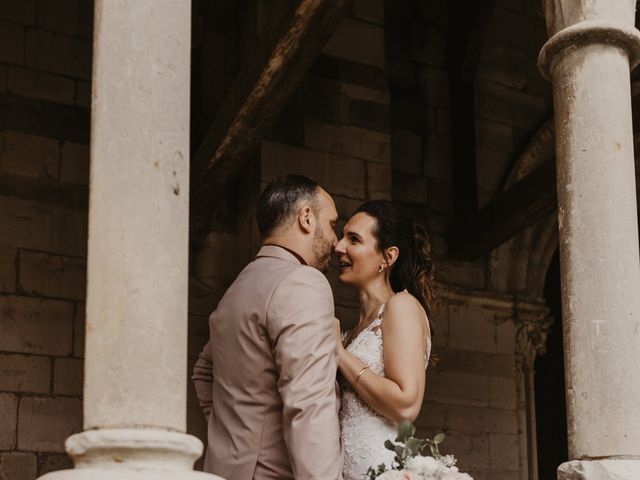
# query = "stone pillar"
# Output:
<box><xmin>39</xmin><ymin>2</ymin><xmax>221</xmax><ymax>479</ymax></box>
<box><xmin>514</xmin><ymin>302</ymin><xmax>553</xmax><ymax>480</ymax></box>
<box><xmin>538</xmin><ymin>1</ymin><xmax>640</xmax><ymax>478</ymax></box>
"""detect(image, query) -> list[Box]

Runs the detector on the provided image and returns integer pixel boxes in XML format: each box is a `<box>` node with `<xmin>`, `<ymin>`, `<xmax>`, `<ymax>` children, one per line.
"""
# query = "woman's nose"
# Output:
<box><xmin>334</xmin><ymin>238</ymin><xmax>346</xmax><ymax>253</ymax></box>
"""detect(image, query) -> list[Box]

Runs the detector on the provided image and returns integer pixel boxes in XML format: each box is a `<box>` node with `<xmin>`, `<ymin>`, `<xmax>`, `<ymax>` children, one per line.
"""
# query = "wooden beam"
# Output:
<box><xmin>448</xmin><ymin>1</ymin><xmax>496</xmax><ymax>219</ymax></box>
<box><xmin>190</xmin><ymin>0</ymin><xmax>350</xmax><ymax>232</ymax></box>
<box><xmin>448</xmin><ymin>159</ymin><xmax>557</xmax><ymax>261</ymax></box>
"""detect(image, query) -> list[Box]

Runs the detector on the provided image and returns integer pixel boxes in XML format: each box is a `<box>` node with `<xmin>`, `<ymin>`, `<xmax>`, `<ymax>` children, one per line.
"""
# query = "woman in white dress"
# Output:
<box><xmin>335</xmin><ymin>200</ymin><xmax>435</xmax><ymax>480</ymax></box>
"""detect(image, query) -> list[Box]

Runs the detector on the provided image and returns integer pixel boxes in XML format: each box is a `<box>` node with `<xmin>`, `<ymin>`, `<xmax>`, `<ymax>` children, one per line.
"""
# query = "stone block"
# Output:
<box><xmin>487</xmin><ymin>8</ymin><xmax>533</xmax><ymax>50</ymax></box>
<box><xmin>18</xmin><ymin>396</ymin><xmax>82</xmax><ymax>452</ymax></box>
<box><xmin>436</xmin><ymin>108</ymin><xmax>450</xmax><ymax>137</ymax></box>
<box><xmin>304</xmin><ymin>119</ymin><xmax>390</xmax><ymax>164</ymax></box>
<box><xmin>391</xmin><ymin>98</ymin><xmax>435</xmax><ymax>133</ymax></box>
<box><xmin>442</xmin><ymin>431</ymin><xmax>490</xmax><ymax>471</ymax></box>
<box><xmin>489</xmin><ymin>376</ymin><xmax>517</xmax><ymax>409</ymax></box>
<box><xmin>437</xmin><ymin>350</ymin><xmax>516</xmax><ymax>379</ymax></box>
<box><xmin>53</xmin><ymin>357</ymin><xmax>83</xmax><ymax>396</ymax></box>
<box><xmin>323</xmin><ymin>18</ymin><xmax>385</xmax><ymax>68</ymax></box>
<box><xmin>50</xmin><ymin>206</ymin><xmax>88</xmax><ymax>257</ymax></box>
<box><xmin>0</xmin><ymin>295</ymin><xmax>74</xmax><ymax>355</ymax></box>
<box><xmin>366</xmin><ymin>162</ymin><xmax>391</xmax><ymax>200</ymax></box>
<box><xmin>0</xmin><ymin>63</ymin><xmax>7</xmax><ymax>92</ymax></box>
<box><xmin>436</xmin><ymin>259</ymin><xmax>486</xmax><ymax>290</ymax></box>
<box><xmin>0</xmin><ymin>1</ymin><xmax>36</xmax><ymax>24</ymax></box>
<box><xmin>414</xmin><ymin>26</ymin><xmax>446</xmax><ymax>67</ymax></box>
<box><xmin>418</xmin><ymin>66</ymin><xmax>449</xmax><ymax>108</ymax></box>
<box><xmin>430</xmin><ymin>303</ymin><xmax>448</xmax><ymax>348</ymax></box>
<box><xmin>8</xmin><ymin>66</ymin><xmax>75</xmax><ymax>105</ymax></box>
<box><xmin>341</xmin><ymin>82</ymin><xmax>389</xmax><ymax>105</ymax></box>
<box><xmin>489</xmin><ymin>433</ymin><xmax>520</xmax><ymax>471</ymax></box>
<box><xmin>261</xmin><ymin>141</ymin><xmax>366</xmax><ymax>199</ymax></box>
<box><xmin>353</xmin><ymin>0</ymin><xmax>383</xmax><ymax>25</ymax></box>
<box><xmin>392</xmin><ymin>128</ymin><xmax>422</xmax><ymax>175</ymax></box>
<box><xmin>76</xmin><ymin>80</ymin><xmax>90</xmax><ymax>107</ymax></box>
<box><xmin>0</xmin><ymin>20</ymin><xmax>24</xmax><ymax>64</ymax></box>
<box><xmin>0</xmin><ymin>393</ymin><xmax>17</xmax><ymax>450</ymax></box>
<box><xmin>476</xmin><ymin>119</ymin><xmax>517</xmax><ymax>153</ymax></box>
<box><xmin>348</xmin><ymin>99</ymin><xmax>390</xmax><ymax>132</ymax></box>
<box><xmin>425</xmin><ymin>370</ymin><xmax>489</xmax><ymax>407</ymax></box>
<box><xmin>192</xmin><ymin>232</ymin><xmax>241</xmax><ymax>286</ymax></box>
<box><xmin>427</xmin><ymin>178</ymin><xmax>454</xmax><ymax>215</ymax></box>
<box><xmin>476</xmin><ymin>41</ymin><xmax>527</xmax><ymax>90</ymax></box>
<box><xmin>0</xmin><ymin>196</ymin><xmax>52</xmax><ymax>251</ymax></box>
<box><xmin>0</xmin><ymin>452</ymin><xmax>37</xmax><ymax>480</ymax></box>
<box><xmin>446</xmin><ymin>405</ymin><xmax>517</xmax><ymax>435</ymax></box>
<box><xmin>333</xmin><ymin>195</ymin><xmax>362</xmax><ymax>220</ymax></box>
<box><xmin>392</xmin><ymin>171</ymin><xmax>427</xmax><ymax>204</ymax></box>
<box><xmin>73</xmin><ymin>303</ymin><xmax>84</xmax><ymax>357</ymax></box>
<box><xmin>26</xmin><ymin>28</ymin><xmax>91</xmax><ymax>80</ymax></box>
<box><xmin>475</xmin><ymin>81</ymin><xmax>549</xmax><ymax>130</ymax></box>
<box><xmin>0</xmin><ymin>131</ymin><xmax>59</xmax><ymax>179</ymax></box>
<box><xmin>0</xmin><ymin>353</ymin><xmax>50</xmax><ymax>393</ymax></box>
<box><xmin>496</xmin><ymin>320</ymin><xmax>515</xmax><ymax>354</ymax></box>
<box><xmin>0</xmin><ymin>247</ymin><xmax>16</xmax><ymax>292</ymax></box>
<box><xmin>19</xmin><ymin>250</ymin><xmax>86</xmax><ymax>301</ymax></box>
<box><xmin>37</xmin><ymin>453</ymin><xmax>73</xmax><ymax>475</ymax></box>
<box><xmin>424</xmin><ymin>135</ymin><xmax>451</xmax><ymax>180</ymax></box>
<box><xmin>557</xmin><ymin>459</ymin><xmax>640</xmax><ymax>479</ymax></box>
<box><xmin>415</xmin><ymin>401</ymin><xmax>445</xmax><ymax>430</ymax></box>
<box><xmin>448</xmin><ymin>304</ymin><xmax>497</xmax><ymax>354</ymax></box>
<box><xmin>37</xmin><ymin>0</ymin><xmax>93</xmax><ymax>38</ymax></box>
<box><xmin>387</xmin><ymin>58</ymin><xmax>418</xmax><ymax>96</ymax></box>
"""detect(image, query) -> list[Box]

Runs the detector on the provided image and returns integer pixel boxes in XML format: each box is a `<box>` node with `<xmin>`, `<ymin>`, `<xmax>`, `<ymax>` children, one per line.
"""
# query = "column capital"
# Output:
<box><xmin>538</xmin><ymin>20</ymin><xmax>640</xmax><ymax>79</ymax></box>
<box><xmin>514</xmin><ymin>300</ymin><xmax>554</xmax><ymax>371</ymax></box>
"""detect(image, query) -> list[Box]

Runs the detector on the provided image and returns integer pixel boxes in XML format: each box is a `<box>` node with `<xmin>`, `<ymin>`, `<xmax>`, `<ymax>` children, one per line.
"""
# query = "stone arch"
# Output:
<box><xmin>489</xmin><ymin>118</ymin><xmax>559</xmax><ymax>298</ymax></box>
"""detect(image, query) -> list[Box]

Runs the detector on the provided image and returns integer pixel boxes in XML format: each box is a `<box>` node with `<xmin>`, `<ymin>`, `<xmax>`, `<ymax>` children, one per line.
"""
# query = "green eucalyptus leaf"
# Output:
<box><xmin>395</xmin><ymin>419</ymin><xmax>415</xmax><ymax>442</ymax></box>
<box><xmin>433</xmin><ymin>432</ymin><xmax>445</xmax><ymax>444</ymax></box>
<box><xmin>405</xmin><ymin>438</ymin><xmax>425</xmax><ymax>456</ymax></box>
<box><xmin>384</xmin><ymin>440</ymin><xmax>396</xmax><ymax>451</ymax></box>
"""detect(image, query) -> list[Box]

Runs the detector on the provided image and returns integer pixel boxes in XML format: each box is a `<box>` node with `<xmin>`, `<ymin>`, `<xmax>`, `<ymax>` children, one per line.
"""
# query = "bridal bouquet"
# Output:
<box><xmin>367</xmin><ymin>421</ymin><xmax>473</xmax><ymax>480</ymax></box>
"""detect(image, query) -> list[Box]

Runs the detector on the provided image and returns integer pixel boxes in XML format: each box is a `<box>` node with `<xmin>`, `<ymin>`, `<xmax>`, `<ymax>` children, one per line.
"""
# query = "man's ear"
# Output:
<box><xmin>384</xmin><ymin>246</ymin><xmax>400</xmax><ymax>267</ymax></box>
<box><xmin>298</xmin><ymin>205</ymin><xmax>314</xmax><ymax>234</ymax></box>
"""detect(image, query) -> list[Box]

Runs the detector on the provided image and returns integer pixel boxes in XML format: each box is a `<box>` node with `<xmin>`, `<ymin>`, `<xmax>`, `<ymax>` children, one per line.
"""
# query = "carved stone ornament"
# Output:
<box><xmin>514</xmin><ymin>301</ymin><xmax>554</xmax><ymax>371</ymax></box>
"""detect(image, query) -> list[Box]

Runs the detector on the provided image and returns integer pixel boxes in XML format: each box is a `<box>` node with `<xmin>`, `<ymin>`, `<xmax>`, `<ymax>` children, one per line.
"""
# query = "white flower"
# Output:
<box><xmin>405</xmin><ymin>456</ymin><xmax>443</xmax><ymax>476</ymax></box>
<box><xmin>376</xmin><ymin>470</ymin><xmax>414</xmax><ymax>480</ymax></box>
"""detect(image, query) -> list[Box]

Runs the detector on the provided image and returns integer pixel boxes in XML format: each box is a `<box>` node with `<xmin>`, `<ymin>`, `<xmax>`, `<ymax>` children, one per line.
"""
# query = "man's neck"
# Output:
<box><xmin>263</xmin><ymin>236</ymin><xmax>310</xmax><ymax>266</ymax></box>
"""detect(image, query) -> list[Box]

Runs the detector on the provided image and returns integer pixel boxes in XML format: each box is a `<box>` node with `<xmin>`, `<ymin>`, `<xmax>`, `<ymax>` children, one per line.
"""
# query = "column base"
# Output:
<box><xmin>558</xmin><ymin>459</ymin><xmax>640</xmax><ymax>479</ymax></box>
<box><xmin>36</xmin><ymin>429</ymin><xmax>224</xmax><ymax>480</ymax></box>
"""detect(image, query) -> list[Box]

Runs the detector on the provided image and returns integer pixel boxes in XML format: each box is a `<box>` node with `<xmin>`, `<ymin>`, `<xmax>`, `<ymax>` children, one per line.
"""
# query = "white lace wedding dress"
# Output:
<box><xmin>341</xmin><ymin>302</ymin><xmax>431</xmax><ymax>480</ymax></box>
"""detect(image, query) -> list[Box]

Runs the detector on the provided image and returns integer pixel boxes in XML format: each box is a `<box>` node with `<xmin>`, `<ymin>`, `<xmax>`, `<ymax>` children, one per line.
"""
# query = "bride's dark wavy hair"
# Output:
<box><xmin>356</xmin><ymin>200</ymin><xmax>437</xmax><ymax>329</ymax></box>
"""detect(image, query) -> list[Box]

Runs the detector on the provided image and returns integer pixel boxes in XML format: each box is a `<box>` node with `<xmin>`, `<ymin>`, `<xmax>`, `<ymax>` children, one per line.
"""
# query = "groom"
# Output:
<box><xmin>192</xmin><ymin>175</ymin><xmax>343</xmax><ymax>479</ymax></box>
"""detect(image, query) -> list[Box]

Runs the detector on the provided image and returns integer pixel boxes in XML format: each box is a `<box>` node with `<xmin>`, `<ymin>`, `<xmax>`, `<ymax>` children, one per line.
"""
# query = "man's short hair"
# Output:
<box><xmin>257</xmin><ymin>175</ymin><xmax>319</xmax><ymax>237</ymax></box>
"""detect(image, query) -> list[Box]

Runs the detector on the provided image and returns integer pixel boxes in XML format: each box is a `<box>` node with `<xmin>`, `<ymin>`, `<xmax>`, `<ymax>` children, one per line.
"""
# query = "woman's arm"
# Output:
<box><xmin>337</xmin><ymin>292</ymin><xmax>429</xmax><ymax>423</ymax></box>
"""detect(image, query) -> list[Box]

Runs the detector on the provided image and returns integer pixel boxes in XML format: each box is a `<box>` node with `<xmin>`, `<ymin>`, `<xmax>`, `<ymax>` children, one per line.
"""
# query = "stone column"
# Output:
<box><xmin>538</xmin><ymin>1</ymin><xmax>640</xmax><ymax>478</ymax></box>
<box><xmin>39</xmin><ymin>2</ymin><xmax>221</xmax><ymax>479</ymax></box>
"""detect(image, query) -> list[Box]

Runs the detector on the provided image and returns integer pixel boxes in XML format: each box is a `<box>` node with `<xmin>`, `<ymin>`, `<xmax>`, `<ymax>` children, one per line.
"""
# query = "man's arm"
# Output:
<box><xmin>267</xmin><ymin>267</ymin><xmax>342</xmax><ymax>479</ymax></box>
<box><xmin>191</xmin><ymin>341</ymin><xmax>214</xmax><ymax>417</ymax></box>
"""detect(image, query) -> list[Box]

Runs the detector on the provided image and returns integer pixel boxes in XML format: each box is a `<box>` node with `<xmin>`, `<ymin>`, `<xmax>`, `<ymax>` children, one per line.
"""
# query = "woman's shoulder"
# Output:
<box><xmin>384</xmin><ymin>290</ymin><xmax>425</xmax><ymax>321</ymax></box>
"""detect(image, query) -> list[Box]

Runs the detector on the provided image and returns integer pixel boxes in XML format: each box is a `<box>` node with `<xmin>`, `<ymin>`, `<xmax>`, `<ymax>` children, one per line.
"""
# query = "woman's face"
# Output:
<box><xmin>335</xmin><ymin>212</ymin><xmax>385</xmax><ymax>287</ymax></box>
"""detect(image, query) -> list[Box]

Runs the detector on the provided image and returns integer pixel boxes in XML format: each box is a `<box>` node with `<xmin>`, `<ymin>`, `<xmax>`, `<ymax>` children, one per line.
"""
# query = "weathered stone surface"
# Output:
<box><xmin>60</xmin><ymin>142</ymin><xmax>89</xmax><ymax>186</ymax></box>
<box><xmin>348</xmin><ymin>99</ymin><xmax>390</xmax><ymax>132</ymax></box>
<box><xmin>418</xmin><ymin>66</ymin><xmax>449</xmax><ymax>108</ymax></box>
<box><xmin>414</xmin><ymin>26</ymin><xmax>446</xmax><ymax>67</ymax></box>
<box><xmin>0</xmin><ymin>0</ymin><xmax>36</xmax><ymax>24</ymax></box>
<box><xmin>0</xmin><ymin>295</ymin><xmax>73</xmax><ymax>355</ymax></box>
<box><xmin>366</xmin><ymin>162</ymin><xmax>391</xmax><ymax>200</ymax></box>
<box><xmin>37</xmin><ymin>0</ymin><xmax>93</xmax><ymax>38</ymax></box>
<box><xmin>352</xmin><ymin>0</ymin><xmax>383</xmax><ymax>25</ymax></box>
<box><xmin>425</xmin><ymin>370</ymin><xmax>489</xmax><ymax>407</ymax></box>
<box><xmin>18</xmin><ymin>396</ymin><xmax>82</xmax><ymax>452</ymax></box>
<box><xmin>0</xmin><ymin>20</ymin><xmax>24</xmax><ymax>65</ymax></box>
<box><xmin>476</xmin><ymin>81</ymin><xmax>548</xmax><ymax>130</ymax></box>
<box><xmin>392</xmin><ymin>128</ymin><xmax>422</xmax><ymax>175</ymax></box>
<box><xmin>489</xmin><ymin>376</ymin><xmax>517</xmax><ymax>409</ymax></box>
<box><xmin>8</xmin><ymin>66</ymin><xmax>76</xmax><ymax>105</ymax></box>
<box><xmin>489</xmin><ymin>433</ymin><xmax>519</xmax><ymax>471</ymax></box>
<box><xmin>323</xmin><ymin>18</ymin><xmax>385</xmax><ymax>68</ymax></box>
<box><xmin>443</xmin><ymin>431</ymin><xmax>490</xmax><ymax>470</ymax></box>
<box><xmin>37</xmin><ymin>453</ymin><xmax>73</xmax><ymax>475</ymax></box>
<box><xmin>446</xmin><ymin>405</ymin><xmax>517</xmax><ymax>434</ymax></box>
<box><xmin>19</xmin><ymin>250</ymin><xmax>86</xmax><ymax>301</ymax></box>
<box><xmin>0</xmin><ymin>393</ymin><xmax>17</xmax><ymax>450</ymax></box>
<box><xmin>392</xmin><ymin>171</ymin><xmax>427</xmax><ymax>204</ymax></box>
<box><xmin>0</xmin><ymin>197</ymin><xmax>50</xmax><ymax>251</ymax></box>
<box><xmin>305</xmin><ymin>119</ymin><xmax>390</xmax><ymax>163</ymax></box>
<box><xmin>436</xmin><ymin>260</ymin><xmax>486</xmax><ymax>290</ymax></box>
<box><xmin>26</xmin><ymin>28</ymin><xmax>91</xmax><ymax>80</ymax></box>
<box><xmin>558</xmin><ymin>459</ymin><xmax>640</xmax><ymax>479</ymax></box>
<box><xmin>50</xmin><ymin>206</ymin><xmax>88</xmax><ymax>257</ymax></box>
<box><xmin>496</xmin><ymin>320</ymin><xmax>515</xmax><ymax>354</ymax></box>
<box><xmin>0</xmin><ymin>353</ymin><xmax>50</xmax><ymax>393</ymax></box>
<box><xmin>414</xmin><ymin>401</ymin><xmax>445</xmax><ymax>430</ymax></box>
<box><xmin>0</xmin><ymin>452</ymin><xmax>37</xmax><ymax>480</ymax></box>
<box><xmin>0</xmin><ymin>63</ymin><xmax>7</xmax><ymax>92</ymax></box>
<box><xmin>448</xmin><ymin>304</ymin><xmax>498</xmax><ymax>354</ymax></box>
<box><xmin>437</xmin><ymin>350</ymin><xmax>516</xmax><ymax>379</ymax></box>
<box><xmin>53</xmin><ymin>357</ymin><xmax>83</xmax><ymax>396</ymax></box>
<box><xmin>73</xmin><ymin>303</ymin><xmax>84</xmax><ymax>357</ymax></box>
<box><xmin>0</xmin><ymin>131</ymin><xmax>59</xmax><ymax>179</ymax></box>
<box><xmin>262</xmin><ymin>141</ymin><xmax>366</xmax><ymax>199</ymax></box>
<box><xmin>76</xmin><ymin>80</ymin><xmax>90</xmax><ymax>108</ymax></box>
<box><xmin>0</xmin><ymin>247</ymin><xmax>16</xmax><ymax>292</ymax></box>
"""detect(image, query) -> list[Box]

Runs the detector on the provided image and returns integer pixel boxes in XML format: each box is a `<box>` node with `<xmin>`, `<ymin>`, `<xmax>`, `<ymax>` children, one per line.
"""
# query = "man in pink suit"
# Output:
<box><xmin>192</xmin><ymin>175</ymin><xmax>342</xmax><ymax>479</ymax></box>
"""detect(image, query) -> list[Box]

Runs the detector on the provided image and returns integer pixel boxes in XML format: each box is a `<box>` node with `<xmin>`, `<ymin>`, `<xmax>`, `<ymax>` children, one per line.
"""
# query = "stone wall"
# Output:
<box><xmin>0</xmin><ymin>1</ymin><xmax>92</xmax><ymax>478</ymax></box>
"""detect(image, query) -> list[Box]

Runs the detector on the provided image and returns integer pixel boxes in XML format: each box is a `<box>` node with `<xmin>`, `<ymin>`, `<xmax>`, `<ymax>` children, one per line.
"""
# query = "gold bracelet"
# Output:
<box><xmin>352</xmin><ymin>365</ymin><xmax>370</xmax><ymax>389</ymax></box>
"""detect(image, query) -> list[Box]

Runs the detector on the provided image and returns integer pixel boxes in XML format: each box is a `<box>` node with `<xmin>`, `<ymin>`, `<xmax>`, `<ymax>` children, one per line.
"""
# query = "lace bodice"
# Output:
<box><xmin>340</xmin><ymin>302</ymin><xmax>431</xmax><ymax>480</ymax></box>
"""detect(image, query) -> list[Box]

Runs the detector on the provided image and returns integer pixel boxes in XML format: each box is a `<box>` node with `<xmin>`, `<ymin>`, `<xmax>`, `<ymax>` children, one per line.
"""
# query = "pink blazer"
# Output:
<box><xmin>192</xmin><ymin>245</ymin><xmax>343</xmax><ymax>479</ymax></box>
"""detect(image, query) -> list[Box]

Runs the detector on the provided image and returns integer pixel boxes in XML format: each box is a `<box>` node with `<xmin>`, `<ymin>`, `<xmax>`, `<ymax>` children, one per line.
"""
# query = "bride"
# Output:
<box><xmin>335</xmin><ymin>200</ymin><xmax>435</xmax><ymax>480</ymax></box>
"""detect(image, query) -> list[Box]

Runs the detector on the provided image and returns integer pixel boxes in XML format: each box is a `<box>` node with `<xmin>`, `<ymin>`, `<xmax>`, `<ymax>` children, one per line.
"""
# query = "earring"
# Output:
<box><xmin>378</xmin><ymin>264</ymin><xmax>385</xmax><ymax>273</ymax></box>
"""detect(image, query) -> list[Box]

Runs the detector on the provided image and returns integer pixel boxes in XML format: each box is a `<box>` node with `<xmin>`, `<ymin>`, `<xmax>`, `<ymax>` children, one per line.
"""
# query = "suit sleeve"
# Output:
<box><xmin>266</xmin><ymin>267</ymin><xmax>342</xmax><ymax>479</ymax></box>
<box><xmin>191</xmin><ymin>341</ymin><xmax>214</xmax><ymax>417</ymax></box>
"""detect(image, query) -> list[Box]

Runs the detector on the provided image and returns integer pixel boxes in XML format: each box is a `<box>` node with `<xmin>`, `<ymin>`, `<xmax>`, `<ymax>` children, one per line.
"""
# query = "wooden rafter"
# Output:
<box><xmin>190</xmin><ymin>0</ymin><xmax>350</xmax><ymax>232</ymax></box>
